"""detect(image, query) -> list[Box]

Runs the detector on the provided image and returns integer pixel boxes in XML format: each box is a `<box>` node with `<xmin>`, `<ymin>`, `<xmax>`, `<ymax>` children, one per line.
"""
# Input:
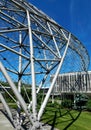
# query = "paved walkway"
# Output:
<box><xmin>0</xmin><ymin>103</ymin><xmax>14</xmax><ymax>130</ymax></box>
<box><xmin>0</xmin><ymin>104</ymin><xmax>59</xmax><ymax>130</ymax></box>
<box><xmin>0</xmin><ymin>111</ymin><xmax>14</xmax><ymax>130</ymax></box>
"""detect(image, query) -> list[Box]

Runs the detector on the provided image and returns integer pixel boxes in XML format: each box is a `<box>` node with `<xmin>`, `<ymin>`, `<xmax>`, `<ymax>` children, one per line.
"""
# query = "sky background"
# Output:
<box><xmin>28</xmin><ymin>0</ymin><xmax>91</xmax><ymax>70</ymax></box>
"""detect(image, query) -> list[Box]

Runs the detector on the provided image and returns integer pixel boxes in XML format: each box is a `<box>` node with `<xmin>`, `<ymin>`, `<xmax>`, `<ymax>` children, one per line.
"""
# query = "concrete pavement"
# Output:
<box><xmin>0</xmin><ymin>110</ymin><xmax>14</xmax><ymax>130</ymax></box>
<box><xmin>0</xmin><ymin>103</ymin><xmax>14</xmax><ymax>130</ymax></box>
<box><xmin>0</xmin><ymin>104</ymin><xmax>59</xmax><ymax>130</ymax></box>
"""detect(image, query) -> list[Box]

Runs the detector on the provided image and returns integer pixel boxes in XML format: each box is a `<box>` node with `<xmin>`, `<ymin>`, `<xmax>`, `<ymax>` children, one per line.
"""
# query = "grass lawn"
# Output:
<box><xmin>41</xmin><ymin>103</ymin><xmax>91</xmax><ymax>130</ymax></box>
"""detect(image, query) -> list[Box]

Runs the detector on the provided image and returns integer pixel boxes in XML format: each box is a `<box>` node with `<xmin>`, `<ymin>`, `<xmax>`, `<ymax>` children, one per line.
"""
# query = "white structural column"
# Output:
<box><xmin>38</xmin><ymin>33</ymin><xmax>71</xmax><ymax>120</ymax></box>
<box><xmin>27</xmin><ymin>10</ymin><xmax>37</xmax><ymax>120</ymax></box>
<box><xmin>18</xmin><ymin>31</ymin><xmax>22</xmax><ymax>94</ymax></box>
<box><xmin>17</xmin><ymin>31</ymin><xmax>22</xmax><ymax>122</ymax></box>
<box><xmin>0</xmin><ymin>62</ymin><xmax>34</xmax><ymax>125</ymax></box>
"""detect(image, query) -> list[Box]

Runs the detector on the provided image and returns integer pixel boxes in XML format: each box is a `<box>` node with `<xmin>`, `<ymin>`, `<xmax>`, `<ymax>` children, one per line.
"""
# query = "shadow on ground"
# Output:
<box><xmin>0</xmin><ymin>109</ymin><xmax>15</xmax><ymax>128</ymax></box>
<box><xmin>41</xmin><ymin>105</ymin><xmax>82</xmax><ymax>130</ymax></box>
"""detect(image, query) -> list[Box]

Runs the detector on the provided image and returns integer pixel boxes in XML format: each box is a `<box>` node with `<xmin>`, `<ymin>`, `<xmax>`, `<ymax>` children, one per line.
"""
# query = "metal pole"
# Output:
<box><xmin>0</xmin><ymin>62</ymin><xmax>33</xmax><ymax>124</ymax></box>
<box><xmin>0</xmin><ymin>43</ymin><xmax>29</xmax><ymax>60</ymax></box>
<box><xmin>18</xmin><ymin>31</ymin><xmax>22</xmax><ymax>94</ymax></box>
<box><xmin>47</xmin><ymin>22</ymin><xmax>61</xmax><ymax>57</ymax></box>
<box><xmin>17</xmin><ymin>31</ymin><xmax>22</xmax><ymax>122</ymax></box>
<box><xmin>38</xmin><ymin>33</ymin><xmax>71</xmax><ymax>120</ymax></box>
<box><xmin>36</xmin><ymin>74</ymin><xmax>48</xmax><ymax>94</ymax></box>
<box><xmin>27</xmin><ymin>10</ymin><xmax>37</xmax><ymax>120</ymax></box>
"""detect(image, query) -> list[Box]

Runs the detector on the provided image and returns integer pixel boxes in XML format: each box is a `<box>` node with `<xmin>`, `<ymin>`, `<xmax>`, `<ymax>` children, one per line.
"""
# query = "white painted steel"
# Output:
<box><xmin>38</xmin><ymin>33</ymin><xmax>71</xmax><ymax>120</ymax></box>
<box><xmin>27</xmin><ymin>10</ymin><xmax>37</xmax><ymax>120</ymax></box>
<box><xmin>0</xmin><ymin>0</ymin><xmax>89</xmax><ymax>129</ymax></box>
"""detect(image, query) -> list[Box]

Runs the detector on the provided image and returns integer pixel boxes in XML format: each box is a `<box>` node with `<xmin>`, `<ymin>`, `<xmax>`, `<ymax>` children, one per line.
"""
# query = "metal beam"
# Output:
<box><xmin>38</xmin><ymin>33</ymin><xmax>71</xmax><ymax>120</ymax></box>
<box><xmin>33</xmin><ymin>32</ymin><xmax>60</xmax><ymax>58</ymax></box>
<box><xmin>0</xmin><ymin>27</ymin><xmax>28</xmax><ymax>34</ymax></box>
<box><xmin>0</xmin><ymin>43</ymin><xmax>29</xmax><ymax>60</ymax></box>
<box><xmin>0</xmin><ymin>61</ymin><xmax>34</xmax><ymax>125</ymax></box>
<box><xmin>47</xmin><ymin>22</ymin><xmax>61</xmax><ymax>57</ymax></box>
<box><xmin>0</xmin><ymin>10</ymin><xmax>26</xmax><ymax>27</ymax></box>
<box><xmin>27</xmin><ymin>10</ymin><xmax>37</xmax><ymax>120</ymax></box>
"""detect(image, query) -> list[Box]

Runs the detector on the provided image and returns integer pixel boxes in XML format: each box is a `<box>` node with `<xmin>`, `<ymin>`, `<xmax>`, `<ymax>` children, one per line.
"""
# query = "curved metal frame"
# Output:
<box><xmin>0</xmin><ymin>0</ymin><xmax>89</xmax><ymax>129</ymax></box>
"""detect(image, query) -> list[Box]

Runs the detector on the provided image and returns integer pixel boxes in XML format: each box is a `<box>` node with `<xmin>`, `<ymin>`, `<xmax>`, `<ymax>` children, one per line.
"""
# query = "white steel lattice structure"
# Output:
<box><xmin>0</xmin><ymin>0</ymin><xmax>90</xmax><ymax>129</ymax></box>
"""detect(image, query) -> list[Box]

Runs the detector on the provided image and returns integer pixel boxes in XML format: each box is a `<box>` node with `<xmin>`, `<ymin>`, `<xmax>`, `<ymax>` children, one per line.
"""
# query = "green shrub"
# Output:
<box><xmin>61</xmin><ymin>99</ymin><xmax>73</xmax><ymax>108</ymax></box>
<box><xmin>74</xmin><ymin>94</ymin><xmax>88</xmax><ymax>109</ymax></box>
<box><xmin>86</xmin><ymin>99</ymin><xmax>91</xmax><ymax>111</ymax></box>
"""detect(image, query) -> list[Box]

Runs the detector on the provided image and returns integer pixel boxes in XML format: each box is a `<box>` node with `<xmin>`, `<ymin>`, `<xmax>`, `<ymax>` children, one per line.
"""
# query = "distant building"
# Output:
<box><xmin>51</xmin><ymin>71</ymin><xmax>91</xmax><ymax>95</ymax></box>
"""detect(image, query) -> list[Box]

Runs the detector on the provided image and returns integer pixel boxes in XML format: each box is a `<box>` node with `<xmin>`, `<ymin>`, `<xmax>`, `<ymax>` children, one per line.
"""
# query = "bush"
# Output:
<box><xmin>74</xmin><ymin>94</ymin><xmax>88</xmax><ymax>109</ymax></box>
<box><xmin>61</xmin><ymin>99</ymin><xmax>73</xmax><ymax>108</ymax></box>
<box><xmin>86</xmin><ymin>99</ymin><xmax>91</xmax><ymax>111</ymax></box>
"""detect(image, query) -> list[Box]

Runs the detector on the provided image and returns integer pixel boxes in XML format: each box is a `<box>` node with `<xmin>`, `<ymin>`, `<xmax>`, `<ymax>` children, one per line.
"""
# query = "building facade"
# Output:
<box><xmin>51</xmin><ymin>71</ymin><xmax>91</xmax><ymax>94</ymax></box>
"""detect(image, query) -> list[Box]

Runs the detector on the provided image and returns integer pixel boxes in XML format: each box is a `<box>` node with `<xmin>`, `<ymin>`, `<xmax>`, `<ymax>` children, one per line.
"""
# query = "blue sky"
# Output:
<box><xmin>28</xmin><ymin>0</ymin><xmax>91</xmax><ymax>70</ymax></box>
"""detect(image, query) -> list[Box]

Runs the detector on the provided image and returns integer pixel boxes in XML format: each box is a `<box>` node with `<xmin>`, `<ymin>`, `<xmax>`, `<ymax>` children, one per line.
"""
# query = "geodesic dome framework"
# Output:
<box><xmin>0</xmin><ymin>0</ymin><xmax>90</xmax><ymax>129</ymax></box>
